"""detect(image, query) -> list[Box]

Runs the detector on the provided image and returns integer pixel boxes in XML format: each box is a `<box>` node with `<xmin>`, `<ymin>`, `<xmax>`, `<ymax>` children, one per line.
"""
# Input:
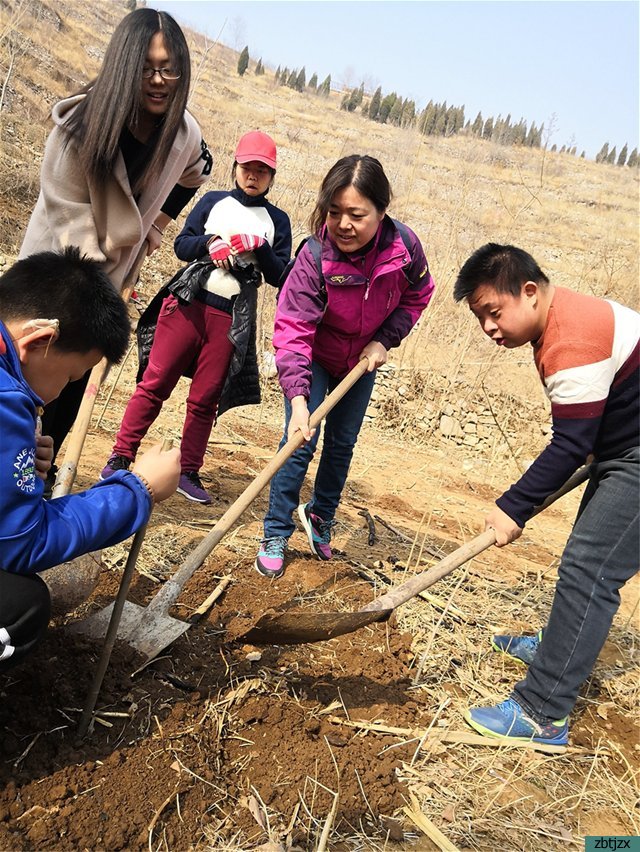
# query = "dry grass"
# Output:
<box><xmin>1</xmin><ymin>3</ymin><xmax>638</xmax><ymax>849</ymax></box>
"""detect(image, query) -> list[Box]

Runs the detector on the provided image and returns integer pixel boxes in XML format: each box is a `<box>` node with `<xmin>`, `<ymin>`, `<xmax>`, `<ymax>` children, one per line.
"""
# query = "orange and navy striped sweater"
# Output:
<box><xmin>497</xmin><ymin>286</ymin><xmax>639</xmax><ymax>527</ymax></box>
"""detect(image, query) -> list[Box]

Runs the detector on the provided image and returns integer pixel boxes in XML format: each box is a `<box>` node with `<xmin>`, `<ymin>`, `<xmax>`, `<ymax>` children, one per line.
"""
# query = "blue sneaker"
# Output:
<box><xmin>464</xmin><ymin>697</ymin><xmax>568</xmax><ymax>745</ymax></box>
<box><xmin>298</xmin><ymin>503</ymin><xmax>334</xmax><ymax>561</ymax></box>
<box><xmin>255</xmin><ymin>537</ymin><xmax>288</xmax><ymax>579</ymax></box>
<box><xmin>492</xmin><ymin>630</ymin><xmax>543</xmax><ymax>665</ymax></box>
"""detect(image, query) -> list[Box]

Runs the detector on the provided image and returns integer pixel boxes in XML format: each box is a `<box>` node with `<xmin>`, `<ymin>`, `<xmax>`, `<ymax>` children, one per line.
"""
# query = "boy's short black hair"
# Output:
<box><xmin>0</xmin><ymin>247</ymin><xmax>130</xmax><ymax>363</ymax></box>
<box><xmin>454</xmin><ymin>243</ymin><xmax>550</xmax><ymax>302</ymax></box>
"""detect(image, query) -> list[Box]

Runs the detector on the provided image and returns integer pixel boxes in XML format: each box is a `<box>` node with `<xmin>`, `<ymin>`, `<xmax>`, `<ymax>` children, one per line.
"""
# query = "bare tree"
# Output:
<box><xmin>228</xmin><ymin>15</ymin><xmax>247</xmax><ymax>51</ymax></box>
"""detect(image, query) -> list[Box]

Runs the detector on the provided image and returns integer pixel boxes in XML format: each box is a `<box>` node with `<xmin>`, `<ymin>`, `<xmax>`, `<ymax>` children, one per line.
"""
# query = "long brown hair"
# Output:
<box><xmin>63</xmin><ymin>8</ymin><xmax>191</xmax><ymax>193</ymax></box>
<box><xmin>309</xmin><ymin>154</ymin><xmax>392</xmax><ymax>235</ymax></box>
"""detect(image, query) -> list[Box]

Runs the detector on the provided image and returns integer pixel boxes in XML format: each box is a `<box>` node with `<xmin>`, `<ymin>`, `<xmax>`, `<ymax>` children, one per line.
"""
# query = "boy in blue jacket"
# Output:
<box><xmin>0</xmin><ymin>247</ymin><xmax>180</xmax><ymax>671</ymax></box>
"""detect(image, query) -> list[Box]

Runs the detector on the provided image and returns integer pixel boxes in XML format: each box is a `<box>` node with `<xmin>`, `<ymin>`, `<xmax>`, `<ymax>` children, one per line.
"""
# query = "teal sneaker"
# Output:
<box><xmin>298</xmin><ymin>503</ymin><xmax>334</xmax><ymax>561</ymax></box>
<box><xmin>492</xmin><ymin>630</ymin><xmax>542</xmax><ymax>665</ymax></box>
<box><xmin>464</xmin><ymin>697</ymin><xmax>568</xmax><ymax>745</ymax></box>
<box><xmin>255</xmin><ymin>537</ymin><xmax>288</xmax><ymax>579</ymax></box>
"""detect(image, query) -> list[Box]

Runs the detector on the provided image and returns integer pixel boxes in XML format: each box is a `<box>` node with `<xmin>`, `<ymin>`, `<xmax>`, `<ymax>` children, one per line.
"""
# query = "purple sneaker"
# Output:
<box><xmin>177</xmin><ymin>471</ymin><xmax>212</xmax><ymax>504</ymax></box>
<box><xmin>100</xmin><ymin>453</ymin><xmax>132</xmax><ymax>480</ymax></box>
<box><xmin>298</xmin><ymin>503</ymin><xmax>334</xmax><ymax>561</ymax></box>
<box><xmin>255</xmin><ymin>537</ymin><xmax>288</xmax><ymax>579</ymax></box>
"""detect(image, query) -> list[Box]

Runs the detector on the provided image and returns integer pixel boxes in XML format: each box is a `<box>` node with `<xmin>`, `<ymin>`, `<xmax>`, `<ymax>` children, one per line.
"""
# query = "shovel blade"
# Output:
<box><xmin>241</xmin><ymin>608</ymin><xmax>393</xmax><ymax>645</ymax></box>
<box><xmin>45</xmin><ymin>552</ymin><xmax>102</xmax><ymax>616</ymax></box>
<box><xmin>71</xmin><ymin>601</ymin><xmax>191</xmax><ymax>660</ymax></box>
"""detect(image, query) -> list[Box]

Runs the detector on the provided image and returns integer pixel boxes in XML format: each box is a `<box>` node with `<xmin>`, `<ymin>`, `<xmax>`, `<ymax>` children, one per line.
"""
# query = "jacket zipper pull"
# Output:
<box><xmin>364</xmin><ymin>279</ymin><xmax>371</xmax><ymax>300</ymax></box>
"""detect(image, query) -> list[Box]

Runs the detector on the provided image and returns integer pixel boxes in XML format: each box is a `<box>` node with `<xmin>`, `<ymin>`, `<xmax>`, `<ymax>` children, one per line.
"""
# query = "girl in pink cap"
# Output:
<box><xmin>101</xmin><ymin>131</ymin><xmax>292</xmax><ymax>504</ymax></box>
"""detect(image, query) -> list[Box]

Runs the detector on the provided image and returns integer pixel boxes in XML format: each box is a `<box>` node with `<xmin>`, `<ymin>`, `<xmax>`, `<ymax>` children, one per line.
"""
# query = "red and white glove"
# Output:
<box><xmin>229</xmin><ymin>233</ymin><xmax>265</xmax><ymax>253</ymax></box>
<box><xmin>208</xmin><ymin>237</ymin><xmax>233</xmax><ymax>264</ymax></box>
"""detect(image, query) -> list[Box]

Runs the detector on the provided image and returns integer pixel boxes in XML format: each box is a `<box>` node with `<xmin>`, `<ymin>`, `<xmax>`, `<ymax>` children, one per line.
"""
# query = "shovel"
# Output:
<box><xmin>71</xmin><ymin>358</ymin><xmax>372</xmax><ymax>661</ymax></box>
<box><xmin>241</xmin><ymin>465</ymin><xmax>591</xmax><ymax>645</ymax></box>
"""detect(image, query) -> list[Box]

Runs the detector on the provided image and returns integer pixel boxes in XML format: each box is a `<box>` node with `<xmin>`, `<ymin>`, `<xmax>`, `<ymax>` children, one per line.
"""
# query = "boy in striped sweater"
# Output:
<box><xmin>453</xmin><ymin>243</ymin><xmax>639</xmax><ymax>745</ymax></box>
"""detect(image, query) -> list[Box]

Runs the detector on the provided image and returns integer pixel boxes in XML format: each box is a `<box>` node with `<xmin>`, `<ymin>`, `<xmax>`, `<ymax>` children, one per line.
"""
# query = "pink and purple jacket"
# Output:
<box><xmin>273</xmin><ymin>216</ymin><xmax>434</xmax><ymax>399</ymax></box>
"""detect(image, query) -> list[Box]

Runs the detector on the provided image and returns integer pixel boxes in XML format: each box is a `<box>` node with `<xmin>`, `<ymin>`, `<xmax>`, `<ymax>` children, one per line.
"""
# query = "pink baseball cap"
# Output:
<box><xmin>235</xmin><ymin>131</ymin><xmax>277</xmax><ymax>169</ymax></box>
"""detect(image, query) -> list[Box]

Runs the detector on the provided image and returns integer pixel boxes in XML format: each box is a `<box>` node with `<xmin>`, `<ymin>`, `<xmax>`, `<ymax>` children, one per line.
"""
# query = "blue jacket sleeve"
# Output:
<box><xmin>173</xmin><ymin>191</ymin><xmax>228</xmax><ymax>261</ymax></box>
<box><xmin>0</xmin><ymin>388</ymin><xmax>151</xmax><ymax>574</ymax></box>
<box><xmin>253</xmin><ymin>205</ymin><xmax>292</xmax><ymax>287</ymax></box>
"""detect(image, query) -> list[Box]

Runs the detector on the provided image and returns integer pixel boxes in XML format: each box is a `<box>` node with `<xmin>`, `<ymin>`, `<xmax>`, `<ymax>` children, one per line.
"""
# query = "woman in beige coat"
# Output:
<box><xmin>20</xmin><ymin>7</ymin><xmax>212</xmax><ymax>488</ymax></box>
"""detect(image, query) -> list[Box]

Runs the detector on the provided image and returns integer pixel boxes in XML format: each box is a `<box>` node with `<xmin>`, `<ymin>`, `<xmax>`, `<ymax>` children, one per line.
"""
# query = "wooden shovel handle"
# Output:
<box><xmin>146</xmin><ymin>358</ymin><xmax>372</xmax><ymax>617</ymax></box>
<box><xmin>51</xmin><ymin>245</ymin><xmax>148</xmax><ymax>498</ymax></box>
<box><xmin>77</xmin><ymin>438</ymin><xmax>172</xmax><ymax>736</ymax></box>
<box><xmin>359</xmin><ymin>464</ymin><xmax>591</xmax><ymax>614</ymax></box>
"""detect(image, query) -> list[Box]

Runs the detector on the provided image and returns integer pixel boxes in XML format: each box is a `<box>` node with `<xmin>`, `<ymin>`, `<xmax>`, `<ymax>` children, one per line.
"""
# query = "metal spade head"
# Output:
<box><xmin>70</xmin><ymin>600</ymin><xmax>191</xmax><ymax>661</ymax></box>
<box><xmin>44</xmin><ymin>552</ymin><xmax>102</xmax><ymax>616</ymax></box>
<box><xmin>240</xmin><ymin>607</ymin><xmax>393</xmax><ymax>645</ymax></box>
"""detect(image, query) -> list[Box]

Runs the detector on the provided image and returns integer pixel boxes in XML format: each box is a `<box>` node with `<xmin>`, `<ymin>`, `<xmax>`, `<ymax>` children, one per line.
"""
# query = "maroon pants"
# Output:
<box><xmin>114</xmin><ymin>295</ymin><xmax>234</xmax><ymax>472</ymax></box>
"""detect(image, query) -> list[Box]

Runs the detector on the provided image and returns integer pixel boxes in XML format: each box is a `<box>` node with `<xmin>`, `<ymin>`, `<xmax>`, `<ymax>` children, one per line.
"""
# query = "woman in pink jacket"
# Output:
<box><xmin>19</xmin><ymin>8</ymin><xmax>212</xmax><ymax>491</ymax></box>
<box><xmin>255</xmin><ymin>154</ymin><xmax>435</xmax><ymax>579</ymax></box>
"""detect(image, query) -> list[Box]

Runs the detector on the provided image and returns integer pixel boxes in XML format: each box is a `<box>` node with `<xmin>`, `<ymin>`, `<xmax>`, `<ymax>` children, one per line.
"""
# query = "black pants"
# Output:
<box><xmin>41</xmin><ymin>370</ymin><xmax>91</xmax><ymax>462</ymax></box>
<box><xmin>0</xmin><ymin>572</ymin><xmax>51</xmax><ymax>671</ymax></box>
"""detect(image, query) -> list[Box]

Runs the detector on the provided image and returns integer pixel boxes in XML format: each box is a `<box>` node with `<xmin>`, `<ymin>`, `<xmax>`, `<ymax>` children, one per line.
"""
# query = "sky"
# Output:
<box><xmin>153</xmin><ymin>1</ymin><xmax>639</xmax><ymax>160</ymax></box>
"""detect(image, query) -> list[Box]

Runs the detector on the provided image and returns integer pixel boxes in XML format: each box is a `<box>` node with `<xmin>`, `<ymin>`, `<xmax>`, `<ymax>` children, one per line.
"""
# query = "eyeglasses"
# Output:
<box><xmin>142</xmin><ymin>66</ymin><xmax>181</xmax><ymax>80</ymax></box>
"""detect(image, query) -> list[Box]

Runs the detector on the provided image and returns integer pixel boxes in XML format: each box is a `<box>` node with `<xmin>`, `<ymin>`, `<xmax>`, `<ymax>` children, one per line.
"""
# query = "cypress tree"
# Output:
<box><xmin>595</xmin><ymin>143</ymin><xmax>609</xmax><ymax>163</ymax></box>
<box><xmin>433</xmin><ymin>103</ymin><xmax>446</xmax><ymax>136</ymax></box>
<box><xmin>237</xmin><ymin>45</ymin><xmax>249</xmax><ymax>77</ymax></box>
<box><xmin>319</xmin><ymin>74</ymin><xmax>331</xmax><ymax>96</ymax></box>
<box><xmin>606</xmin><ymin>146</ymin><xmax>617</xmax><ymax>164</ymax></box>
<box><xmin>308</xmin><ymin>72</ymin><xmax>318</xmax><ymax>90</ymax></box>
<box><xmin>368</xmin><ymin>86</ymin><xmax>382</xmax><ymax>120</ymax></box>
<box><xmin>401</xmin><ymin>99</ymin><xmax>416</xmax><ymax>127</ymax></box>
<box><xmin>274</xmin><ymin>66</ymin><xmax>281</xmax><ymax>83</ymax></box>
<box><xmin>389</xmin><ymin>97</ymin><xmax>403</xmax><ymax>126</ymax></box>
<box><xmin>482</xmin><ymin>117</ymin><xmax>494</xmax><ymax>140</ymax></box>
<box><xmin>617</xmin><ymin>144</ymin><xmax>628</xmax><ymax>166</ymax></box>
<box><xmin>254</xmin><ymin>58</ymin><xmax>263</xmax><ymax>75</ymax></box>
<box><xmin>419</xmin><ymin>101</ymin><xmax>436</xmax><ymax>135</ymax></box>
<box><xmin>471</xmin><ymin>111</ymin><xmax>483</xmax><ymax>136</ymax></box>
<box><xmin>378</xmin><ymin>92</ymin><xmax>397</xmax><ymax>124</ymax></box>
<box><xmin>627</xmin><ymin>148</ymin><xmax>638</xmax><ymax>168</ymax></box>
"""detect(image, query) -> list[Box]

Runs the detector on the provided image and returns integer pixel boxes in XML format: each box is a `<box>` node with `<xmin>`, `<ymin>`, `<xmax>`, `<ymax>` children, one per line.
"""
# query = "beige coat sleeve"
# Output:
<box><xmin>175</xmin><ymin>113</ymin><xmax>212</xmax><ymax>190</ymax></box>
<box><xmin>30</xmin><ymin>127</ymin><xmax>106</xmax><ymax>262</ymax></box>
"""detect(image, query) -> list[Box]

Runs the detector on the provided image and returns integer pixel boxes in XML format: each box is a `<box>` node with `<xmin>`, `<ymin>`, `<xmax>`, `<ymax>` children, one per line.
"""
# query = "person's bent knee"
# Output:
<box><xmin>0</xmin><ymin>572</ymin><xmax>51</xmax><ymax>671</ymax></box>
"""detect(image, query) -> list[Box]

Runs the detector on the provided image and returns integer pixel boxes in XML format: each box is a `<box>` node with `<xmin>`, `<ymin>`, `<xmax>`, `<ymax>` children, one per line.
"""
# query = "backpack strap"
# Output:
<box><xmin>278</xmin><ymin>235</ymin><xmax>326</xmax><ymax>302</ymax></box>
<box><xmin>390</xmin><ymin>218</ymin><xmax>413</xmax><ymax>254</ymax></box>
<box><xmin>305</xmin><ymin>235</ymin><xmax>326</xmax><ymax>302</ymax></box>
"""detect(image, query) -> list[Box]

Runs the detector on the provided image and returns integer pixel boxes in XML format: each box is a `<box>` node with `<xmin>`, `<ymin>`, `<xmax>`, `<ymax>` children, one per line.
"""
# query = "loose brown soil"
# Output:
<box><xmin>1</xmin><ymin>385</ymin><xmax>638</xmax><ymax>850</ymax></box>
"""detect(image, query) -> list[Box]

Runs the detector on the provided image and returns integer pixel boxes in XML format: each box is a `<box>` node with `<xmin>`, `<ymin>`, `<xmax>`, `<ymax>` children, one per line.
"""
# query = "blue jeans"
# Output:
<box><xmin>513</xmin><ymin>446</ymin><xmax>639</xmax><ymax>722</ymax></box>
<box><xmin>263</xmin><ymin>361</ymin><xmax>377</xmax><ymax>539</ymax></box>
